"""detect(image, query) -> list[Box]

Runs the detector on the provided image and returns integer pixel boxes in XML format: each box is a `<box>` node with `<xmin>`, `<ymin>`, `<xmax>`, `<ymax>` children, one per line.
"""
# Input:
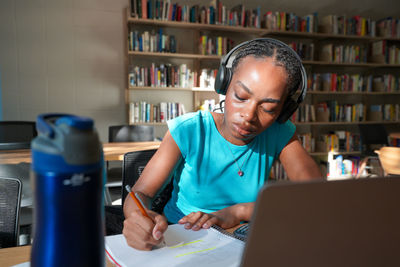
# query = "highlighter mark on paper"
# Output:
<box><xmin>169</xmin><ymin>239</ymin><xmax>203</xmax><ymax>248</ymax></box>
<box><xmin>175</xmin><ymin>247</ymin><xmax>217</xmax><ymax>258</ymax></box>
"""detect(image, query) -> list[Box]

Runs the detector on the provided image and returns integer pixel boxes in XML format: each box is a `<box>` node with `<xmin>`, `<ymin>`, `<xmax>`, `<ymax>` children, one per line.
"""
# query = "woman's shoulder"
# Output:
<box><xmin>167</xmin><ymin>110</ymin><xmax>211</xmax><ymax>131</ymax></box>
<box><xmin>266</xmin><ymin>120</ymin><xmax>295</xmax><ymax>135</ymax></box>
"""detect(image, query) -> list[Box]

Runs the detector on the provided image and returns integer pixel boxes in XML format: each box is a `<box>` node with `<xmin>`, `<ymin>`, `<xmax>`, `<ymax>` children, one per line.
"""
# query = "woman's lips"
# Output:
<box><xmin>233</xmin><ymin>123</ymin><xmax>254</xmax><ymax>136</ymax></box>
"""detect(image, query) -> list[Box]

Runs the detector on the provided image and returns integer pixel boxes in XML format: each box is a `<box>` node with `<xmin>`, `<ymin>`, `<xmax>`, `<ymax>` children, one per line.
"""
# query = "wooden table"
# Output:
<box><xmin>0</xmin><ymin>141</ymin><xmax>161</xmax><ymax>207</ymax></box>
<box><xmin>0</xmin><ymin>141</ymin><xmax>161</xmax><ymax>164</ymax></box>
<box><xmin>0</xmin><ymin>245</ymin><xmax>114</xmax><ymax>267</ymax></box>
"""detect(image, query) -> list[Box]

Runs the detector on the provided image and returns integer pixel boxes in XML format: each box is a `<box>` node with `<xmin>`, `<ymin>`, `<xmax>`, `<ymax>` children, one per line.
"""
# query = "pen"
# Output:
<box><xmin>124</xmin><ymin>185</ymin><xmax>166</xmax><ymax>246</ymax></box>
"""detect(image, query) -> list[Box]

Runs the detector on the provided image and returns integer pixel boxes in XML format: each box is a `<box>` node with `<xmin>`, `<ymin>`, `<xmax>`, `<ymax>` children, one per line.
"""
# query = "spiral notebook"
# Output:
<box><xmin>105</xmin><ymin>224</ymin><xmax>245</xmax><ymax>267</ymax></box>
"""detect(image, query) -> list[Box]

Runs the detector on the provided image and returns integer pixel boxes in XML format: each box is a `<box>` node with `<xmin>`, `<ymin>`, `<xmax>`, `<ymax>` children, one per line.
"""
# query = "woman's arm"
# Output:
<box><xmin>123</xmin><ymin>130</ymin><xmax>181</xmax><ymax>213</ymax></box>
<box><xmin>122</xmin><ymin>130</ymin><xmax>182</xmax><ymax>250</ymax></box>
<box><xmin>279</xmin><ymin>131</ymin><xmax>324</xmax><ymax>181</ymax></box>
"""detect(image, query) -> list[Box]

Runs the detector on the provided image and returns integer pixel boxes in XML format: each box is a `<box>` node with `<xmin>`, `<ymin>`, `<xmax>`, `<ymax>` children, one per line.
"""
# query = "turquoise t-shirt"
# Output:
<box><xmin>163</xmin><ymin>111</ymin><xmax>296</xmax><ymax>223</ymax></box>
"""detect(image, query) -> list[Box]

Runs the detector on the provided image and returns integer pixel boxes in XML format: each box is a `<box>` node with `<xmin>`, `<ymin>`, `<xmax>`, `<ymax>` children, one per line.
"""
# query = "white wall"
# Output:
<box><xmin>0</xmin><ymin>0</ymin><xmax>129</xmax><ymax>142</ymax></box>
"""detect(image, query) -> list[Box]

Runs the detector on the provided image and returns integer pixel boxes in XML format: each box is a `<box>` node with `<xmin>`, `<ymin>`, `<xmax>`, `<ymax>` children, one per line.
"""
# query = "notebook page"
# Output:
<box><xmin>105</xmin><ymin>224</ymin><xmax>245</xmax><ymax>267</ymax></box>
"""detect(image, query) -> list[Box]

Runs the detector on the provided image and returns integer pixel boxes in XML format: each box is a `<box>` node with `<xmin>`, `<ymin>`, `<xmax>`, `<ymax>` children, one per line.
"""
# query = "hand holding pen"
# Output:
<box><xmin>124</xmin><ymin>185</ymin><xmax>167</xmax><ymax>249</ymax></box>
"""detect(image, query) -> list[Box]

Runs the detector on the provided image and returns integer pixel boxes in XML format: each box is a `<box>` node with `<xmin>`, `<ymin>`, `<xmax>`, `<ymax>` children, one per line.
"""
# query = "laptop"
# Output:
<box><xmin>240</xmin><ymin>177</ymin><xmax>400</xmax><ymax>267</ymax></box>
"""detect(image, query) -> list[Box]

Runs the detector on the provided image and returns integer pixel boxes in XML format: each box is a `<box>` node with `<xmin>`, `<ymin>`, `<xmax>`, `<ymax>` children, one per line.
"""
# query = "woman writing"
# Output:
<box><xmin>123</xmin><ymin>38</ymin><xmax>323</xmax><ymax>250</ymax></box>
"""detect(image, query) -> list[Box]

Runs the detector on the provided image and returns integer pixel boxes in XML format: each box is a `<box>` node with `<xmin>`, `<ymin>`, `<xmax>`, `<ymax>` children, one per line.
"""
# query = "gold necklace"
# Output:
<box><xmin>225</xmin><ymin>141</ymin><xmax>252</xmax><ymax>177</ymax></box>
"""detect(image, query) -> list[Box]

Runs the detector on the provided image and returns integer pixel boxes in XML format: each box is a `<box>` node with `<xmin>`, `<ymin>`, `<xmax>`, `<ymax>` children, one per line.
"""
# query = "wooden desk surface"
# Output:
<box><xmin>0</xmin><ymin>225</ymin><xmax>242</xmax><ymax>267</ymax></box>
<box><xmin>0</xmin><ymin>141</ymin><xmax>161</xmax><ymax>164</ymax></box>
<box><xmin>0</xmin><ymin>245</ymin><xmax>114</xmax><ymax>267</ymax></box>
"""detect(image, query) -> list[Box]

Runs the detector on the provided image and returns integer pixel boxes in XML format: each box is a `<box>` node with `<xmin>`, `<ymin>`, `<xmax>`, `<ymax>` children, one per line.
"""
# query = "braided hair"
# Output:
<box><xmin>231</xmin><ymin>39</ymin><xmax>302</xmax><ymax>97</ymax></box>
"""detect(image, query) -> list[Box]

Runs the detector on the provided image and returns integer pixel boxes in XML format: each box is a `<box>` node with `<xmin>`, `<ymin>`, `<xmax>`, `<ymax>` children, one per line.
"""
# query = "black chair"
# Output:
<box><xmin>0</xmin><ymin>177</ymin><xmax>22</xmax><ymax>248</ymax></box>
<box><xmin>105</xmin><ymin>125</ymin><xmax>155</xmax><ymax>204</ymax></box>
<box><xmin>121</xmin><ymin>149</ymin><xmax>173</xmax><ymax>213</ymax></box>
<box><xmin>105</xmin><ymin>149</ymin><xmax>173</xmax><ymax>235</ymax></box>
<box><xmin>356</xmin><ymin>124</ymin><xmax>389</xmax><ymax>177</ymax></box>
<box><xmin>358</xmin><ymin>124</ymin><xmax>389</xmax><ymax>156</ymax></box>
<box><xmin>0</xmin><ymin>121</ymin><xmax>37</xmax><ymax>150</ymax></box>
<box><xmin>108</xmin><ymin>125</ymin><xmax>154</xmax><ymax>142</ymax></box>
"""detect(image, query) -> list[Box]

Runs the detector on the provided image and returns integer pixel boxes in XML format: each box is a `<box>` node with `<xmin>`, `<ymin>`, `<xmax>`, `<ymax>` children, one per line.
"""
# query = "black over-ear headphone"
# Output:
<box><xmin>214</xmin><ymin>38</ymin><xmax>307</xmax><ymax>123</ymax></box>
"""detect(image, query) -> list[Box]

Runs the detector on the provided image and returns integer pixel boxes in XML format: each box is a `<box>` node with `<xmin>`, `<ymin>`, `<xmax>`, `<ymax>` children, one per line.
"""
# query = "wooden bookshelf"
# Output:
<box><xmin>127</xmin><ymin>17</ymin><xmax>400</xmax><ymax>42</ymax></box>
<box><xmin>309</xmin><ymin>151</ymin><xmax>362</xmax><ymax>156</ymax></box>
<box><xmin>128</xmin><ymin>51</ymin><xmax>221</xmax><ymax>60</ymax></box>
<box><xmin>128</xmin><ymin>86</ymin><xmax>214</xmax><ymax>92</ymax></box>
<box><xmin>125</xmin><ymin>10</ymin><xmax>400</xmax><ymax>164</ymax></box>
<box><xmin>295</xmin><ymin>121</ymin><xmax>400</xmax><ymax>126</ymax></box>
<box><xmin>307</xmin><ymin>91</ymin><xmax>400</xmax><ymax>95</ymax></box>
<box><xmin>127</xmin><ymin>17</ymin><xmax>267</xmax><ymax>35</ymax></box>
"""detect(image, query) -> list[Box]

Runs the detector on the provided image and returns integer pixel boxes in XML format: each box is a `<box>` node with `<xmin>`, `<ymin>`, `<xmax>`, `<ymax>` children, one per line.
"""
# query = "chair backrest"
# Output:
<box><xmin>122</xmin><ymin>149</ymin><xmax>173</xmax><ymax>214</ymax></box>
<box><xmin>108</xmin><ymin>125</ymin><xmax>154</xmax><ymax>143</ymax></box>
<box><xmin>358</xmin><ymin>124</ymin><xmax>388</xmax><ymax>155</ymax></box>
<box><xmin>0</xmin><ymin>177</ymin><xmax>22</xmax><ymax>248</ymax></box>
<box><xmin>0</xmin><ymin>121</ymin><xmax>37</xmax><ymax>150</ymax></box>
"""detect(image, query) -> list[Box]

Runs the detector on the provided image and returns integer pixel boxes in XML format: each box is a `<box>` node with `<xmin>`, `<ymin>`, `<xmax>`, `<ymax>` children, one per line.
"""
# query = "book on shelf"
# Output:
<box><xmin>129</xmin><ymin>63</ymin><xmax>197</xmax><ymax>88</ymax></box>
<box><xmin>261</xmin><ymin>11</ymin><xmax>318</xmax><ymax>32</ymax></box>
<box><xmin>327</xmin><ymin>154</ymin><xmax>362</xmax><ymax>179</ymax></box>
<box><xmin>199</xmin><ymin>35</ymin><xmax>234</xmax><ymax>56</ymax></box>
<box><xmin>288</xmin><ymin>42</ymin><xmax>314</xmax><ymax>60</ymax></box>
<box><xmin>129</xmin><ymin>101</ymin><xmax>185</xmax><ymax>123</ymax></box>
<box><xmin>377</xmin><ymin>17</ymin><xmax>400</xmax><ymax>38</ymax></box>
<box><xmin>319</xmin><ymin>43</ymin><xmax>367</xmax><ymax>63</ymax></box>
<box><xmin>319</xmin><ymin>14</ymin><xmax>376</xmax><ymax>36</ymax></box>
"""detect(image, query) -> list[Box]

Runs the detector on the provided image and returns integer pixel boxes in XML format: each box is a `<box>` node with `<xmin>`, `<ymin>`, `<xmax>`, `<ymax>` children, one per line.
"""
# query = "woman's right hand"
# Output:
<box><xmin>122</xmin><ymin>209</ymin><xmax>168</xmax><ymax>251</ymax></box>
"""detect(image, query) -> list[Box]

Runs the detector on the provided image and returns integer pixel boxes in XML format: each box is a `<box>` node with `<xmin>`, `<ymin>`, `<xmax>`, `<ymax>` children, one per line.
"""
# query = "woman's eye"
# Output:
<box><xmin>234</xmin><ymin>93</ymin><xmax>245</xmax><ymax>101</ymax></box>
<box><xmin>262</xmin><ymin>106</ymin><xmax>276</xmax><ymax>114</ymax></box>
<box><xmin>263</xmin><ymin>109</ymin><xmax>275</xmax><ymax>114</ymax></box>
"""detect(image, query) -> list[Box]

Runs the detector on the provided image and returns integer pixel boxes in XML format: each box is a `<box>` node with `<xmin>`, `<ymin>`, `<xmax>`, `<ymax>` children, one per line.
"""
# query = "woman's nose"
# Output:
<box><xmin>240</xmin><ymin>103</ymin><xmax>257</xmax><ymax>122</ymax></box>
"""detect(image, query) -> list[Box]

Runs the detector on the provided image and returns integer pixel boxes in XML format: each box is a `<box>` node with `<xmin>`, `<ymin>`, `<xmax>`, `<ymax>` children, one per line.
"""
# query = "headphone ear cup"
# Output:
<box><xmin>214</xmin><ymin>66</ymin><xmax>232</xmax><ymax>95</ymax></box>
<box><xmin>277</xmin><ymin>98</ymin><xmax>299</xmax><ymax>123</ymax></box>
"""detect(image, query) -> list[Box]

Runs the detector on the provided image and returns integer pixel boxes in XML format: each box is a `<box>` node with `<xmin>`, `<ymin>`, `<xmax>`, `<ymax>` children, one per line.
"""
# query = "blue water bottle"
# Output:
<box><xmin>30</xmin><ymin>113</ymin><xmax>105</xmax><ymax>267</ymax></box>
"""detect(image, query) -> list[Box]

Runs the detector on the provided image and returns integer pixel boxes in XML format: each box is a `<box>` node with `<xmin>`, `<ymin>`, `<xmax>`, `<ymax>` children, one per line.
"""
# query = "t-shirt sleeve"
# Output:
<box><xmin>167</xmin><ymin>113</ymin><xmax>197</xmax><ymax>159</ymax></box>
<box><xmin>274</xmin><ymin>120</ymin><xmax>296</xmax><ymax>157</ymax></box>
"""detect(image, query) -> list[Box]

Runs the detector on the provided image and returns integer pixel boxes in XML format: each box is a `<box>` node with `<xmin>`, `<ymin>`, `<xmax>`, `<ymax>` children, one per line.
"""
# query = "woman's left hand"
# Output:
<box><xmin>178</xmin><ymin>205</ymin><xmax>242</xmax><ymax>230</ymax></box>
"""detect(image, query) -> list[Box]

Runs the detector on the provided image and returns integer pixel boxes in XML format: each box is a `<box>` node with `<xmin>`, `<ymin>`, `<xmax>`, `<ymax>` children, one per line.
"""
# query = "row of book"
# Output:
<box><xmin>199</xmin><ymin>36</ymin><xmax>235</xmax><ymax>56</ymax></box>
<box><xmin>128</xmin><ymin>29</ymin><xmax>176</xmax><ymax>53</ymax></box>
<box><xmin>288</xmin><ymin>42</ymin><xmax>314</xmax><ymax>60</ymax></box>
<box><xmin>292</xmin><ymin>103</ymin><xmax>366</xmax><ymax>123</ymax></box>
<box><xmin>129</xmin><ymin>101</ymin><xmax>185</xmax><ymax>123</ymax></box>
<box><xmin>376</xmin><ymin>17</ymin><xmax>400</xmax><ymax>38</ymax></box>
<box><xmin>130</xmin><ymin>0</ymin><xmax>262</xmax><ymax>28</ymax></box>
<box><xmin>319</xmin><ymin>131</ymin><xmax>362</xmax><ymax>153</ymax></box>
<box><xmin>308</xmin><ymin>73</ymin><xmax>373</xmax><ymax>92</ymax></box>
<box><xmin>262</xmin><ymin>12</ymin><xmax>318</xmax><ymax>33</ymax></box>
<box><xmin>199</xmin><ymin>69</ymin><xmax>218</xmax><ymax>90</ymax></box>
<box><xmin>371</xmin><ymin>40</ymin><xmax>400</xmax><ymax>64</ymax></box>
<box><xmin>328</xmin><ymin>155</ymin><xmax>362</xmax><ymax>178</ymax></box>
<box><xmin>307</xmin><ymin>73</ymin><xmax>400</xmax><ymax>92</ymax></box>
<box><xmin>370</xmin><ymin>104</ymin><xmax>400</xmax><ymax>121</ymax></box>
<box><xmin>319</xmin><ymin>15</ymin><xmax>376</xmax><ymax>36</ymax></box>
<box><xmin>325</xmin><ymin>102</ymin><xmax>365</xmax><ymax>122</ymax></box>
<box><xmin>130</xmin><ymin>0</ymin><xmax>400</xmax><ymax>38</ymax></box>
<box><xmin>292</xmin><ymin>102</ymin><xmax>400</xmax><ymax>123</ymax></box>
<box><xmin>128</xmin><ymin>63</ymin><xmax>196</xmax><ymax>88</ymax></box>
<box><xmin>320</xmin><ymin>44</ymin><xmax>368</xmax><ymax>63</ymax></box>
